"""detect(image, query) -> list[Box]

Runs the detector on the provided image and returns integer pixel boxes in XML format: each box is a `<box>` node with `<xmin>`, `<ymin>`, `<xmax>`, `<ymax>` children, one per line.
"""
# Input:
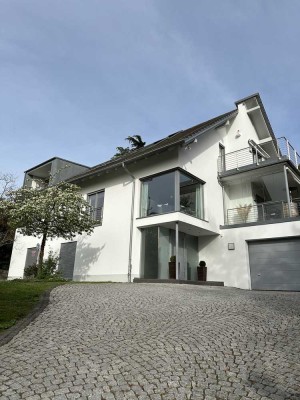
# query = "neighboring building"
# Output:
<box><xmin>8</xmin><ymin>94</ymin><xmax>300</xmax><ymax>290</ymax></box>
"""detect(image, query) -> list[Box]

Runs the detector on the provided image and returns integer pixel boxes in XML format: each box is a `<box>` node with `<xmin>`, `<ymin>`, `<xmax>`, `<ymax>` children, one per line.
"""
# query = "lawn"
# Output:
<box><xmin>0</xmin><ymin>280</ymin><xmax>67</xmax><ymax>333</ymax></box>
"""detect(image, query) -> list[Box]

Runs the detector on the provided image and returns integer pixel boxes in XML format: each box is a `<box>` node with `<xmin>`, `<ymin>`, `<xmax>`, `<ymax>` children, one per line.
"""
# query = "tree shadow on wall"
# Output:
<box><xmin>75</xmin><ymin>237</ymin><xmax>105</xmax><ymax>281</ymax></box>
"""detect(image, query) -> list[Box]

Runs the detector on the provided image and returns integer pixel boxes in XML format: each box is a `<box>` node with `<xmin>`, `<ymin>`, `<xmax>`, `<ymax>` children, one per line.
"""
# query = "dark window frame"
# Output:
<box><xmin>140</xmin><ymin>168</ymin><xmax>205</xmax><ymax>219</ymax></box>
<box><xmin>87</xmin><ymin>189</ymin><xmax>105</xmax><ymax>225</ymax></box>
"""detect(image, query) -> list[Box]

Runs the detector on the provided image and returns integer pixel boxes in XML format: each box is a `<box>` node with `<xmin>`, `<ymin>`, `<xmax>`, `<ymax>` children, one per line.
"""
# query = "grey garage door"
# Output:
<box><xmin>249</xmin><ymin>238</ymin><xmax>300</xmax><ymax>291</ymax></box>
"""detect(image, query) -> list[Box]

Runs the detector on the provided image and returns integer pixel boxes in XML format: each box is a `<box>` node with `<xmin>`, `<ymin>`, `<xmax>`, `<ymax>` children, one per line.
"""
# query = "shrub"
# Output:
<box><xmin>24</xmin><ymin>251</ymin><xmax>61</xmax><ymax>280</ymax></box>
<box><xmin>24</xmin><ymin>263</ymin><xmax>38</xmax><ymax>278</ymax></box>
<box><xmin>37</xmin><ymin>251</ymin><xmax>60</xmax><ymax>279</ymax></box>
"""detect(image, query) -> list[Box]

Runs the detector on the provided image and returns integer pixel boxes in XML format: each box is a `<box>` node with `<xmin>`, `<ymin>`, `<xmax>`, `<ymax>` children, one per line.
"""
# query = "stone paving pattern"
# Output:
<box><xmin>0</xmin><ymin>283</ymin><xmax>299</xmax><ymax>399</ymax></box>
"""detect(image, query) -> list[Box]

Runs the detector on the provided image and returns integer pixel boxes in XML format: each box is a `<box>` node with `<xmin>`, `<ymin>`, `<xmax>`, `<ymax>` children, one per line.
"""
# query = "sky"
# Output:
<box><xmin>1</xmin><ymin>0</ymin><xmax>300</xmax><ymax>185</ymax></box>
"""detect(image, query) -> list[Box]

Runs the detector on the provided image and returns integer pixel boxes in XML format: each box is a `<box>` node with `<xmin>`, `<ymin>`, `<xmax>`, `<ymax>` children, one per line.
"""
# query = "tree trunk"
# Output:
<box><xmin>37</xmin><ymin>232</ymin><xmax>47</xmax><ymax>276</ymax></box>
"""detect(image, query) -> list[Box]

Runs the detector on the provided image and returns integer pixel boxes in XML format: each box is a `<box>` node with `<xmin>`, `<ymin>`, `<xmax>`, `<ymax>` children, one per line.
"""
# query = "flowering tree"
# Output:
<box><xmin>8</xmin><ymin>182</ymin><xmax>95</xmax><ymax>274</ymax></box>
<box><xmin>0</xmin><ymin>173</ymin><xmax>17</xmax><ymax>248</ymax></box>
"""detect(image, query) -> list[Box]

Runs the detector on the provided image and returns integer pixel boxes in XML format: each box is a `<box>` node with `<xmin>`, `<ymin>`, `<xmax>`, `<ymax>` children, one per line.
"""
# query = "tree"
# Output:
<box><xmin>126</xmin><ymin>135</ymin><xmax>146</xmax><ymax>149</ymax></box>
<box><xmin>113</xmin><ymin>146</ymin><xmax>131</xmax><ymax>158</ymax></box>
<box><xmin>7</xmin><ymin>182</ymin><xmax>95</xmax><ymax>275</ymax></box>
<box><xmin>0</xmin><ymin>173</ymin><xmax>17</xmax><ymax>248</ymax></box>
<box><xmin>112</xmin><ymin>135</ymin><xmax>146</xmax><ymax>159</ymax></box>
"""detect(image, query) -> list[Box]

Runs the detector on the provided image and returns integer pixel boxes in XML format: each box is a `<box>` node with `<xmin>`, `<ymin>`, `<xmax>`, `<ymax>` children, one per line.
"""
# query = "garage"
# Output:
<box><xmin>248</xmin><ymin>238</ymin><xmax>300</xmax><ymax>291</ymax></box>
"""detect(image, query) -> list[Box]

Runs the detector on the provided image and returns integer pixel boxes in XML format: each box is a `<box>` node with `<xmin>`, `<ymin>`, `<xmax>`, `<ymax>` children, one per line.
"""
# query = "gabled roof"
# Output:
<box><xmin>235</xmin><ymin>92</ymin><xmax>276</xmax><ymax>142</ymax></box>
<box><xmin>69</xmin><ymin>108</ymin><xmax>237</xmax><ymax>182</ymax></box>
<box><xmin>67</xmin><ymin>92</ymin><xmax>276</xmax><ymax>183</ymax></box>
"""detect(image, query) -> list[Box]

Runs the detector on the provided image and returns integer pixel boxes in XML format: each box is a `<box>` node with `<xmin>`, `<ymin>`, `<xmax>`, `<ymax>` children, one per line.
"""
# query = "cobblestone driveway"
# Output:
<box><xmin>0</xmin><ymin>284</ymin><xmax>299</xmax><ymax>400</ymax></box>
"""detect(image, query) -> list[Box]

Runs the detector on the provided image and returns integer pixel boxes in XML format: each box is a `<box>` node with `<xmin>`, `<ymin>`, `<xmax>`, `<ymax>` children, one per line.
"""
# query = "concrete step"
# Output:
<box><xmin>133</xmin><ymin>278</ymin><xmax>224</xmax><ymax>286</ymax></box>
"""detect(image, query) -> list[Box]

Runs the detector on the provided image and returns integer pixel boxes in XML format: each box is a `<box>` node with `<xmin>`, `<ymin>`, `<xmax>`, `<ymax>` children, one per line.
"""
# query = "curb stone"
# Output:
<box><xmin>0</xmin><ymin>287</ymin><xmax>53</xmax><ymax>347</ymax></box>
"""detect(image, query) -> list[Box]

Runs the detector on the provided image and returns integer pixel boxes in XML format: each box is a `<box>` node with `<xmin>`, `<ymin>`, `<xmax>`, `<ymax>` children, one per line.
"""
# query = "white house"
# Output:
<box><xmin>8</xmin><ymin>93</ymin><xmax>300</xmax><ymax>290</ymax></box>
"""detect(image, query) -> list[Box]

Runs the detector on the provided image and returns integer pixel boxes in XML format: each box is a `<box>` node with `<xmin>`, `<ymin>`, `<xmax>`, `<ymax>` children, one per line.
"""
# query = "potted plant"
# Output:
<box><xmin>169</xmin><ymin>255</ymin><xmax>176</xmax><ymax>279</ymax></box>
<box><xmin>197</xmin><ymin>260</ymin><xmax>207</xmax><ymax>281</ymax></box>
<box><xmin>236</xmin><ymin>204</ymin><xmax>252</xmax><ymax>223</ymax></box>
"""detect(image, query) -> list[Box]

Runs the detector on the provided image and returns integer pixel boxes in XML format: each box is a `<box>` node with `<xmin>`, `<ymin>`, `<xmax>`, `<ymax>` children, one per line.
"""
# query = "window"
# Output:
<box><xmin>140</xmin><ymin>169</ymin><xmax>204</xmax><ymax>219</ymax></box>
<box><xmin>219</xmin><ymin>144</ymin><xmax>225</xmax><ymax>172</ymax></box>
<box><xmin>88</xmin><ymin>190</ymin><xmax>104</xmax><ymax>224</ymax></box>
<box><xmin>180</xmin><ymin>172</ymin><xmax>204</xmax><ymax>219</ymax></box>
<box><xmin>141</xmin><ymin>172</ymin><xmax>175</xmax><ymax>217</ymax></box>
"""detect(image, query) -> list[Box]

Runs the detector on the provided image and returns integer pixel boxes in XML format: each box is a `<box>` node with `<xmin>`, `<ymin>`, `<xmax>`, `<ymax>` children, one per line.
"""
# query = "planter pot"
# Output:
<box><xmin>169</xmin><ymin>262</ymin><xmax>176</xmax><ymax>279</ymax></box>
<box><xmin>197</xmin><ymin>266</ymin><xmax>207</xmax><ymax>281</ymax></box>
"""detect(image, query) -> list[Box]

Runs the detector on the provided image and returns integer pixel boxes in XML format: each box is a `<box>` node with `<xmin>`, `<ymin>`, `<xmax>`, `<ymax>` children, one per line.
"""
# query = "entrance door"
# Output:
<box><xmin>58</xmin><ymin>242</ymin><xmax>77</xmax><ymax>279</ymax></box>
<box><xmin>25</xmin><ymin>247</ymin><xmax>38</xmax><ymax>269</ymax></box>
<box><xmin>170</xmin><ymin>230</ymin><xmax>188</xmax><ymax>280</ymax></box>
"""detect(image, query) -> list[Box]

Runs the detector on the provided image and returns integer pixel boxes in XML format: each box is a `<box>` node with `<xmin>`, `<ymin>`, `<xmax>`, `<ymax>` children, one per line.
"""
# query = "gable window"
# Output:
<box><xmin>88</xmin><ymin>190</ymin><xmax>104</xmax><ymax>224</ymax></box>
<box><xmin>140</xmin><ymin>169</ymin><xmax>204</xmax><ymax>219</ymax></box>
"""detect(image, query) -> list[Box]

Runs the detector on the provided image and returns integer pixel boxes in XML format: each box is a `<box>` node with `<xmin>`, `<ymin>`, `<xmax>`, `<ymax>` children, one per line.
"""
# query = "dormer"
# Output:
<box><xmin>24</xmin><ymin>157</ymin><xmax>90</xmax><ymax>189</ymax></box>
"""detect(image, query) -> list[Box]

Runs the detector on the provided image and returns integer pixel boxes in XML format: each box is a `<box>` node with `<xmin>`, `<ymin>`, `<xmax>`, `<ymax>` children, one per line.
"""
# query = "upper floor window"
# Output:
<box><xmin>141</xmin><ymin>171</ymin><xmax>175</xmax><ymax>216</ymax></box>
<box><xmin>88</xmin><ymin>190</ymin><xmax>104</xmax><ymax>224</ymax></box>
<box><xmin>179</xmin><ymin>172</ymin><xmax>204</xmax><ymax>219</ymax></box>
<box><xmin>140</xmin><ymin>169</ymin><xmax>204</xmax><ymax>219</ymax></box>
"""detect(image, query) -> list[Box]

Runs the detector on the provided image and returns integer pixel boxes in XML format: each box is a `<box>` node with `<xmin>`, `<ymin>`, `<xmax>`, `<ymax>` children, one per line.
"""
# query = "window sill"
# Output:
<box><xmin>137</xmin><ymin>211</ymin><xmax>207</xmax><ymax>223</ymax></box>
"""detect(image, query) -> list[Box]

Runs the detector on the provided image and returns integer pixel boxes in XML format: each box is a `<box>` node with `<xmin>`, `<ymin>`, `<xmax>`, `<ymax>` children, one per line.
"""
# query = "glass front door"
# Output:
<box><xmin>141</xmin><ymin>227</ymin><xmax>198</xmax><ymax>280</ymax></box>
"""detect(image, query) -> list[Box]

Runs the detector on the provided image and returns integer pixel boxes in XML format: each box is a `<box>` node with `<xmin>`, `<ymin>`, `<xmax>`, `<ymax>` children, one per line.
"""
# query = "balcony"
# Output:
<box><xmin>218</xmin><ymin>137</ymin><xmax>300</xmax><ymax>175</ymax></box>
<box><xmin>226</xmin><ymin>199</ymin><xmax>300</xmax><ymax>226</ymax></box>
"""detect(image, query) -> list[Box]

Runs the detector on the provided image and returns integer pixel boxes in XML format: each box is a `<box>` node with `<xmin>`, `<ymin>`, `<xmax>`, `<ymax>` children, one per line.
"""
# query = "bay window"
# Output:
<box><xmin>141</xmin><ymin>169</ymin><xmax>204</xmax><ymax>219</ymax></box>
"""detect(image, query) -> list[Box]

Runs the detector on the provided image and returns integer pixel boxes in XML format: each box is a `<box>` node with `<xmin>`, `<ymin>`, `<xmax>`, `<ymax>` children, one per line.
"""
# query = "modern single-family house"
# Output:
<box><xmin>8</xmin><ymin>93</ymin><xmax>300</xmax><ymax>290</ymax></box>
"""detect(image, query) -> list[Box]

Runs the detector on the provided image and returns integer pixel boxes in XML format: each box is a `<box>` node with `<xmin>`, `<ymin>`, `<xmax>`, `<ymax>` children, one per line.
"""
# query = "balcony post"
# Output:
<box><xmin>294</xmin><ymin>150</ymin><xmax>298</xmax><ymax>167</ymax></box>
<box><xmin>283</xmin><ymin>166</ymin><xmax>291</xmax><ymax>217</ymax></box>
<box><xmin>175</xmin><ymin>222</ymin><xmax>179</xmax><ymax>280</ymax></box>
<box><xmin>255</xmin><ymin>146</ymin><xmax>259</xmax><ymax>165</ymax></box>
<box><xmin>275</xmin><ymin>138</ymin><xmax>280</xmax><ymax>158</ymax></box>
<box><xmin>286</xmin><ymin>139</ymin><xmax>291</xmax><ymax>160</ymax></box>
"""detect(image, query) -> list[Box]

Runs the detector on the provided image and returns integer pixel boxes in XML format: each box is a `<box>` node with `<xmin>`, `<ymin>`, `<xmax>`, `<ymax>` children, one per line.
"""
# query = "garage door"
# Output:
<box><xmin>248</xmin><ymin>238</ymin><xmax>300</xmax><ymax>291</ymax></box>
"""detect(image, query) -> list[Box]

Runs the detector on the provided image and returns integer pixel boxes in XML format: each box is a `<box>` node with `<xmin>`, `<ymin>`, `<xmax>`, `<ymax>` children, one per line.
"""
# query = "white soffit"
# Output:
<box><xmin>247</xmin><ymin>106</ymin><xmax>270</xmax><ymax>140</ymax></box>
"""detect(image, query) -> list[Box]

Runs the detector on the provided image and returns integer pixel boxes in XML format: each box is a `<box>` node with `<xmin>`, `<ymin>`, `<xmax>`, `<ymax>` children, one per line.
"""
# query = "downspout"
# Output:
<box><xmin>221</xmin><ymin>183</ymin><xmax>226</xmax><ymax>225</ymax></box>
<box><xmin>122</xmin><ymin>162</ymin><xmax>136</xmax><ymax>283</ymax></box>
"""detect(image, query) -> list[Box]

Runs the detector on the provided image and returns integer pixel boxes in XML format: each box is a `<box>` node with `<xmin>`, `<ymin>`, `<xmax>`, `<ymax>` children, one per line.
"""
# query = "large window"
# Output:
<box><xmin>88</xmin><ymin>190</ymin><xmax>104</xmax><ymax>224</ymax></box>
<box><xmin>141</xmin><ymin>172</ymin><xmax>175</xmax><ymax>217</ymax></box>
<box><xmin>140</xmin><ymin>169</ymin><xmax>204</xmax><ymax>219</ymax></box>
<box><xmin>180</xmin><ymin>172</ymin><xmax>204</xmax><ymax>219</ymax></box>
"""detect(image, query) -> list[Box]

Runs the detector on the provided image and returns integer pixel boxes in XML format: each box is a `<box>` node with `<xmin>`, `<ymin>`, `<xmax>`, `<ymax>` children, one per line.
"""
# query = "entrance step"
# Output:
<box><xmin>133</xmin><ymin>278</ymin><xmax>224</xmax><ymax>287</ymax></box>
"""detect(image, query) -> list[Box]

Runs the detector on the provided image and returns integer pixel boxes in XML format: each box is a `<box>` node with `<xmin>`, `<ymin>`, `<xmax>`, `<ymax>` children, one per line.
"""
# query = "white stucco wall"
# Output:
<box><xmin>10</xmin><ymin>101</ymin><xmax>295</xmax><ymax>290</ymax></box>
<box><xmin>8</xmin><ymin>150</ymin><xmax>180</xmax><ymax>281</ymax></box>
<box><xmin>199</xmin><ymin>220</ymin><xmax>300</xmax><ymax>289</ymax></box>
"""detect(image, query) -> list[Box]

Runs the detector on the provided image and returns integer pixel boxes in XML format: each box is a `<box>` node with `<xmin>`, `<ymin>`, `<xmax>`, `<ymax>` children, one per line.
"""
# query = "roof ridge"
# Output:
<box><xmin>69</xmin><ymin>108</ymin><xmax>237</xmax><ymax>182</ymax></box>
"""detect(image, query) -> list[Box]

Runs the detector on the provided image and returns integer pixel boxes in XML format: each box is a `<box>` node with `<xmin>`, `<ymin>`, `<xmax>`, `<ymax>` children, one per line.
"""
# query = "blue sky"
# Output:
<box><xmin>1</xmin><ymin>0</ymin><xmax>300</xmax><ymax>185</ymax></box>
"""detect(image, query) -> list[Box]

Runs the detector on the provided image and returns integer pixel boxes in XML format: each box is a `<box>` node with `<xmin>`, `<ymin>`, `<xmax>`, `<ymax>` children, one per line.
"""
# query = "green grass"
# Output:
<box><xmin>0</xmin><ymin>280</ymin><xmax>67</xmax><ymax>333</ymax></box>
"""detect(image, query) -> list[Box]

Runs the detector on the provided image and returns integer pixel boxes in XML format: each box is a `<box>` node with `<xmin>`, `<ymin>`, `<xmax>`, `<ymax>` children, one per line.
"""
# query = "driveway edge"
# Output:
<box><xmin>0</xmin><ymin>288</ymin><xmax>53</xmax><ymax>347</ymax></box>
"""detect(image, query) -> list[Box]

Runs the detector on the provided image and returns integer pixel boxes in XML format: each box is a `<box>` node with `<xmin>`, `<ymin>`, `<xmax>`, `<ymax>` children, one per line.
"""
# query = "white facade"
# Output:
<box><xmin>8</xmin><ymin>94</ymin><xmax>300</xmax><ymax>290</ymax></box>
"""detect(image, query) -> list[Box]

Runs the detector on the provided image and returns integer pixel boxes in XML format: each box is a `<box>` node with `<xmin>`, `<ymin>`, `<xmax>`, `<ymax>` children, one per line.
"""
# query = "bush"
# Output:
<box><xmin>24</xmin><ymin>251</ymin><xmax>61</xmax><ymax>280</ymax></box>
<box><xmin>24</xmin><ymin>263</ymin><xmax>38</xmax><ymax>278</ymax></box>
<box><xmin>37</xmin><ymin>251</ymin><xmax>59</xmax><ymax>279</ymax></box>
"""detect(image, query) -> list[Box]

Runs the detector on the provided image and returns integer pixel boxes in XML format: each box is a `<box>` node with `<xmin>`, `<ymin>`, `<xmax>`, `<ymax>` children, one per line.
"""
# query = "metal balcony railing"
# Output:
<box><xmin>276</xmin><ymin>137</ymin><xmax>300</xmax><ymax>168</ymax></box>
<box><xmin>218</xmin><ymin>137</ymin><xmax>300</xmax><ymax>173</ymax></box>
<box><xmin>226</xmin><ymin>199</ymin><xmax>300</xmax><ymax>225</ymax></box>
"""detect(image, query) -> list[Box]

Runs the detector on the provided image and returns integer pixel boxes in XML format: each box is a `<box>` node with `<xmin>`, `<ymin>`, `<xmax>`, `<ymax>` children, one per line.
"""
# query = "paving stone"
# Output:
<box><xmin>0</xmin><ymin>284</ymin><xmax>299</xmax><ymax>399</ymax></box>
